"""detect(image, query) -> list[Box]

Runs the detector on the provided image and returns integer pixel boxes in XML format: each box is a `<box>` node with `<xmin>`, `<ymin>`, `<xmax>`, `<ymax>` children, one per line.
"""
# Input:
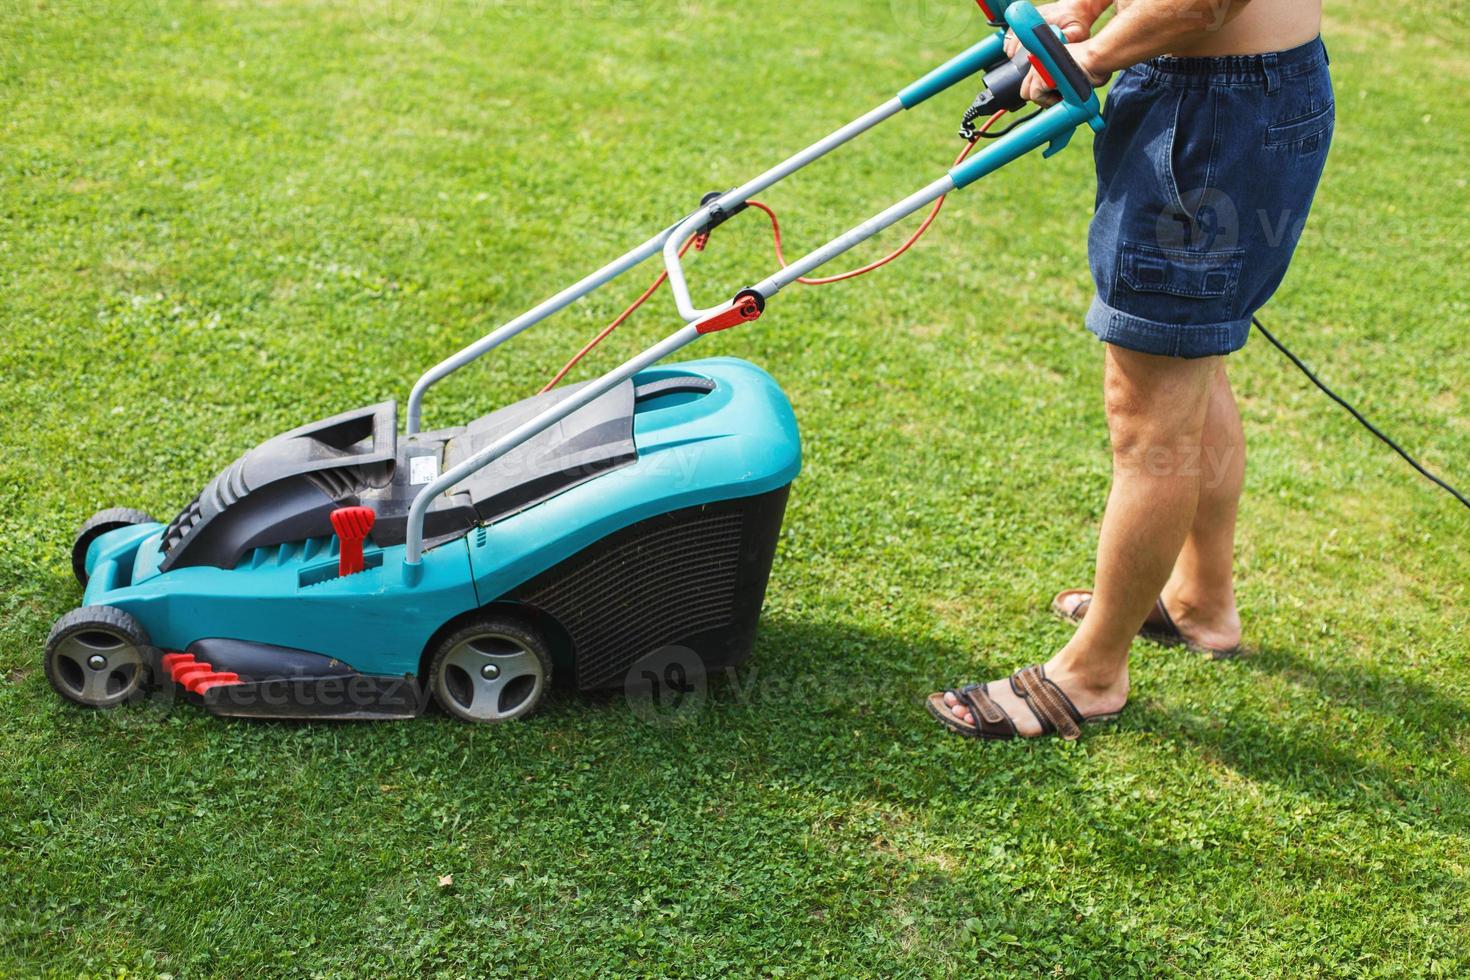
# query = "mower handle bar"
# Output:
<box><xmin>401</xmin><ymin>1</ymin><xmax>1102</xmax><ymax>569</ymax></box>
<box><xmin>1003</xmin><ymin>1</ymin><xmax>1098</xmax><ymax>112</ymax></box>
<box><xmin>663</xmin><ymin>3</ymin><xmax>1101</xmax><ymax>321</ymax></box>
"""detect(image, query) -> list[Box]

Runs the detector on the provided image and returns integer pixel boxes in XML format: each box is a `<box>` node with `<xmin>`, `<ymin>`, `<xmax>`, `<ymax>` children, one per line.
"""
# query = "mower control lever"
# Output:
<box><xmin>1004</xmin><ymin>1</ymin><xmax>1102</xmax><ymax>119</ymax></box>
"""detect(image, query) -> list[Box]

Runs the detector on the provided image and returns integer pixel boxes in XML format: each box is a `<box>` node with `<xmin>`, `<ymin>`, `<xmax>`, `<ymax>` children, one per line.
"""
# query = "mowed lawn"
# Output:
<box><xmin>2</xmin><ymin>0</ymin><xmax>1467</xmax><ymax>974</ymax></box>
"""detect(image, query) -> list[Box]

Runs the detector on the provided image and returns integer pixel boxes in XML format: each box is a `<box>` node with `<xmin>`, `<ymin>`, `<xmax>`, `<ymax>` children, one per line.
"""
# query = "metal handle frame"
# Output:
<box><xmin>401</xmin><ymin>4</ymin><xmax>1102</xmax><ymax>570</ymax></box>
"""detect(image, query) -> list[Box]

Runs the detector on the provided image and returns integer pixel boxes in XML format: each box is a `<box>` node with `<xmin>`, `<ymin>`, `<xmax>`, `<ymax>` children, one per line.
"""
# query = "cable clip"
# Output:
<box><xmin>695</xmin><ymin>190</ymin><xmax>749</xmax><ymax>242</ymax></box>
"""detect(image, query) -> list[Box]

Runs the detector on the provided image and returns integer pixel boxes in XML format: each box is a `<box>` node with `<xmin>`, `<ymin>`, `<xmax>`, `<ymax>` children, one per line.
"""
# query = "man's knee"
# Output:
<box><xmin>1103</xmin><ymin>346</ymin><xmax>1218</xmax><ymax>472</ymax></box>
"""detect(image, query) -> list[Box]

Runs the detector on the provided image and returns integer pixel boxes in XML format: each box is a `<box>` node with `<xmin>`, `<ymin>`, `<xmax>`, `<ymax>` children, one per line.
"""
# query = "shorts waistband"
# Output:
<box><xmin>1134</xmin><ymin>36</ymin><xmax>1327</xmax><ymax>88</ymax></box>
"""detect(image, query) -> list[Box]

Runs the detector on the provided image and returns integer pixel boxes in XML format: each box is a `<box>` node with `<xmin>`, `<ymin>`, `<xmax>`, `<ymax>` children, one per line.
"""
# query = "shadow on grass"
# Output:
<box><xmin>1108</xmin><ymin>641</ymin><xmax>1470</xmax><ymax>837</ymax></box>
<box><xmin>25</xmin><ymin>603</ymin><xmax>1467</xmax><ymax>843</ymax></box>
<box><xmin>670</xmin><ymin>617</ymin><xmax>1470</xmax><ymax>836</ymax></box>
<box><xmin>1238</xmin><ymin>642</ymin><xmax>1470</xmax><ymax>743</ymax></box>
<box><xmin>16</xmin><ymin>609</ymin><xmax>1468</xmax><ymax>974</ymax></box>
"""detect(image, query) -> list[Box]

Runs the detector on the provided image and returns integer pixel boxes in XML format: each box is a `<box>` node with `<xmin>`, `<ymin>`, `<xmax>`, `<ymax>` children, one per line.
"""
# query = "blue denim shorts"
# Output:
<box><xmin>1086</xmin><ymin>37</ymin><xmax>1334</xmax><ymax>358</ymax></box>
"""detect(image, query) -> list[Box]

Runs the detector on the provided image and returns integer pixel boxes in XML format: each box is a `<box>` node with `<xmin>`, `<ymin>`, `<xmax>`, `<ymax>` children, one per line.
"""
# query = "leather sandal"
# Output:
<box><xmin>1051</xmin><ymin>590</ymin><xmax>1243</xmax><ymax>660</ymax></box>
<box><xmin>926</xmin><ymin>665</ymin><xmax>1123</xmax><ymax>742</ymax></box>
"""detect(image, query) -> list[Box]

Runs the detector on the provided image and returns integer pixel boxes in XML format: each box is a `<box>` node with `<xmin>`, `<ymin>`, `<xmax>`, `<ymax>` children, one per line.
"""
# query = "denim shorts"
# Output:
<box><xmin>1086</xmin><ymin>37</ymin><xmax>1334</xmax><ymax>358</ymax></box>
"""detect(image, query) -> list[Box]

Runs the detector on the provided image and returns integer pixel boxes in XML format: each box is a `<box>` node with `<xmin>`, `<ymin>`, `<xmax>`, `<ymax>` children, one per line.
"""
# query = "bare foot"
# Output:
<box><xmin>1054</xmin><ymin>589</ymin><xmax>1242</xmax><ymax>654</ymax></box>
<box><xmin>1159</xmin><ymin>587</ymin><xmax>1242</xmax><ymax>653</ymax></box>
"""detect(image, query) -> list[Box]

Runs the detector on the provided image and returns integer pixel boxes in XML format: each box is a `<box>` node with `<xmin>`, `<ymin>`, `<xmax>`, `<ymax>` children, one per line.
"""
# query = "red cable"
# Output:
<box><xmin>539</xmin><ymin>232</ymin><xmax>703</xmax><ymax>393</ymax></box>
<box><xmin>541</xmin><ymin>109</ymin><xmax>1007</xmax><ymax>391</ymax></box>
<box><xmin>747</xmin><ymin>110</ymin><xmax>1001</xmax><ymax>285</ymax></box>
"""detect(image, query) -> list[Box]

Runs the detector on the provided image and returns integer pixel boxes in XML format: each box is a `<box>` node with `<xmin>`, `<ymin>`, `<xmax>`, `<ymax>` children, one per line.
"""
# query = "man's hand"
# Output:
<box><xmin>1004</xmin><ymin>0</ymin><xmax>1111</xmax><ymax>107</ymax></box>
<box><xmin>1024</xmin><ymin>0</ymin><xmax>1106</xmax><ymax>44</ymax></box>
<box><xmin>1018</xmin><ymin>36</ymin><xmax>1112</xmax><ymax>106</ymax></box>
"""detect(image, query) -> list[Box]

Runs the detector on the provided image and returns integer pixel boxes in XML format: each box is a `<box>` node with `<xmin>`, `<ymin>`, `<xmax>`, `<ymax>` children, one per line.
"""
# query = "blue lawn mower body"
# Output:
<box><xmin>47</xmin><ymin>1</ymin><xmax>1103</xmax><ymax>723</ymax></box>
<box><xmin>61</xmin><ymin>359</ymin><xmax>799</xmax><ymax>721</ymax></box>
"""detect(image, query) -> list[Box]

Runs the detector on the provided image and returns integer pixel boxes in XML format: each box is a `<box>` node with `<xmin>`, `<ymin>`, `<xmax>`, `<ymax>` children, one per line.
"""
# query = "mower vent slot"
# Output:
<box><xmin>305</xmin><ymin>466</ymin><xmax>371</xmax><ymax>501</ymax></box>
<box><xmin>209</xmin><ymin>457</ymin><xmax>248</xmax><ymax>511</ymax></box>
<box><xmin>521</xmin><ymin>511</ymin><xmax>745</xmax><ymax>690</ymax></box>
<box><xmin>161</xmin><ymin>493</ymin><xmax>205</xmax><ymax>554</ymax></box>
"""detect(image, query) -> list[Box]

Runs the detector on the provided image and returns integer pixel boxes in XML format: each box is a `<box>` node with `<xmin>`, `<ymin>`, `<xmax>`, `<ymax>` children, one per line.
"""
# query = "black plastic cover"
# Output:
<box><xmin>159</xmin><ymin>402</ymin><xmax>398</xmax><ymax>571</ymax></box>
<box><xmin>979</xmin><ymin>48</ymin><xmax>1033</xmax><ymax>115</ymax></box>
<box><xmin>1029</xmin><ymin>23</ymin><xmax>1095</xmax><ymax>101</ymax></box>
<box><xmin>186</xmin><ymin>637</ymin><xmax>358</xmax><ymax>680</ymax></box>
<box><xmin>446</xmin><ymin>378</ymin><xmax>637</xmax><ymax>526</ymax></box>
<box><xmin>185</xmin><ymin>638</ymin><xmax>424</xmax><ymax>719</ymax></box>
<box><xmin>159</xmin><ymin>378</ymin><xmax>639</xmax><ymax>568</ymax></box>
<box><xmin>507</xmin><ymin>484</ymin><xmax>790</xmax><ymax>692</ymax></box>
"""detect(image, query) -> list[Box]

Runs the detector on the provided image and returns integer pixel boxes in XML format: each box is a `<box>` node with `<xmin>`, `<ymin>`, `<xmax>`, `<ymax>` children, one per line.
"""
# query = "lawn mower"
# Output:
<box><xmin>47</xmin><ymin>1</ymin><xmax>1105</xmax><ymax>723</ymax></box>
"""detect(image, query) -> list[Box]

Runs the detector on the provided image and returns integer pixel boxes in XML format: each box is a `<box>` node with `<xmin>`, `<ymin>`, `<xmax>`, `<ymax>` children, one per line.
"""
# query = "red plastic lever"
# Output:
<box><xmin>694</xmin><ymin>294</ymin><xmax>763</xmax><ymax>335</ymax></box>
<box><xmin>1028</xmin><ymin>55</ymin><xmax>1058</xmax><ymax>92</ymax></box>
<box><xmin>187</xmin><ymin>671</ymin><xmax>241</xmax><ymax>695</ymax></box>
<box><xmin>330</xmin><ymin>506</ymin><xmax>376</xmax><ymax>577</ymax></box>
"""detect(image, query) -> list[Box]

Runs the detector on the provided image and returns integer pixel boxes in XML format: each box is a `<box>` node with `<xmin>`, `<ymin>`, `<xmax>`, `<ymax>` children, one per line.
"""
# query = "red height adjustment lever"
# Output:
<box><xmin>330</xmin><ymin>506</ymin><xmax>375</xmax><ymax>577</ymax></box>
<box><xmin>694</xmin><ymin>290</ymin><xmax>765</xmax><ymax>334</ymax></box>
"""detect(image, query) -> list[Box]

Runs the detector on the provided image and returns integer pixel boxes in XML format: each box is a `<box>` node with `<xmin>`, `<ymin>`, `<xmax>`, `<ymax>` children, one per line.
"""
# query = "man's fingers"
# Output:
<box><xmin>1020</xmin><ymin>72</ymin><xmax>1060</xmax><ymax>108</ymax></box>
<box><xmin>1061</xmin><ymin>20</ymin><xmax>1089</xmax><ymax>42</ymax></box>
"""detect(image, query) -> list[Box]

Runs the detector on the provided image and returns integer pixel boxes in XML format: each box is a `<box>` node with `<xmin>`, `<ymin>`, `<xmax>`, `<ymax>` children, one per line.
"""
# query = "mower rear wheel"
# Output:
<box><xmin>72</xmin><ymin>507</ymin><xmax>157</xmax><ymax>586</ymax></box>
<box><xmin>428</xmin><ymin>614</ymin><xmax>552</xmax><ymax>723</ymax></box>
<box><xmin>45</xmin><ymin>606</ymin><xmax>154</xmax><ymax>709</ymax></box>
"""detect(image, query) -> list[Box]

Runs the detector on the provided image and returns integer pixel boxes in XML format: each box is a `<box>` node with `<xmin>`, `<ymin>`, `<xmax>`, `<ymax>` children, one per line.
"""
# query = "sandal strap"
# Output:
<box><xmin>1008</xmin><ymin>666</ymin><xmax>1084</xmax><ymax>741</ymax></box>
<box><xmin>953</xmin><ymin>683</ymin><xmax>1017</xmax><ymax>739</ymax></box>
<box><xmin>1151</xmin><ymin>597</ymin><xmax>1179</xmax><ymax>635</ymax></box>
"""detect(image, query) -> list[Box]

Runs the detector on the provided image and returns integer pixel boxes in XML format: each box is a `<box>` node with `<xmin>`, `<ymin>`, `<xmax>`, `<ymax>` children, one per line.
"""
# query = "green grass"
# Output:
<box><xmin>3</xmin><ymin>0</ymin><xmax>1468</xmax><ymax>974</ymax></box>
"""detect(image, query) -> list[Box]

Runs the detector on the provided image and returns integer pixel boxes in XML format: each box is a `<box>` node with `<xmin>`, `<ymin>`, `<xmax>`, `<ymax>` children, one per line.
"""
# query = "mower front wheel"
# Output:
<box><xmin>72</xmin><ymin>507</ymin><xmax>157</xmax><ymax>586</ymax></box>
<box><xmin>45</xmin><ymin>606</ymin><xmax>154</xmax><ymax>709</ymax></box>
<box><xmin>427</xmin><ymin>614</ymin><xmax>552</xmax><ymax>723</ymax></box>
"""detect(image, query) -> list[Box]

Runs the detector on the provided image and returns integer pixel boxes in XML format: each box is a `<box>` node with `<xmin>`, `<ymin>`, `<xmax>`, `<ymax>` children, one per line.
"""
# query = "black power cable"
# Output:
<box><xmin>1252</xmin><ymin>315</ymin><xmax>1470</xmax><ymax>512</ymax></box>
<box><xmin>972</xmin><ymin>108</ymin><xmax>1043</xmax><ymax>140</ymax></box>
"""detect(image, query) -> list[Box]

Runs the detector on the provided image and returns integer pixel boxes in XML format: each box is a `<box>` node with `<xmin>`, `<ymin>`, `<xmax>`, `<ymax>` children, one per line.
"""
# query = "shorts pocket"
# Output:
<box><xmin>1119</xmin><ymin>242</ymin><xmax>1244</xmax><ymax>300</ymax></box>
<box><xmin>1265</xmin><ymin>101</ymin><xmax>1335</xmax><ymax>148</ymax></box>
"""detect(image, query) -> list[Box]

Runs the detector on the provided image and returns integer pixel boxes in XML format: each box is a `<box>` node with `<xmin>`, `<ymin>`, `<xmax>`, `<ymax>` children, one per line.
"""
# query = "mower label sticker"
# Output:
<box><xmin>410</xmin><ymin>454</ymin><xmax>440</xmax><ymax>485</ymax></box>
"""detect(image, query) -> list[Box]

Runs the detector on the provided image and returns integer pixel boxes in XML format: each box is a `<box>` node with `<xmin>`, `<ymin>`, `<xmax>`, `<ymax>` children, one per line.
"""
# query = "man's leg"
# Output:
<box><xmin>946</xmin><ymin>345</ymin><xmax>1219</xmax><ymax>734</ymax></box>
<box><xmin>1160</xmin><ymin>364</ymin><xmax>1244</xmax><ymax>650</ymax></box>
<box><xmin>1053</xmin><ymin>362</ymin><xmax>1245</xmax><ymax>651</ymax></box>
